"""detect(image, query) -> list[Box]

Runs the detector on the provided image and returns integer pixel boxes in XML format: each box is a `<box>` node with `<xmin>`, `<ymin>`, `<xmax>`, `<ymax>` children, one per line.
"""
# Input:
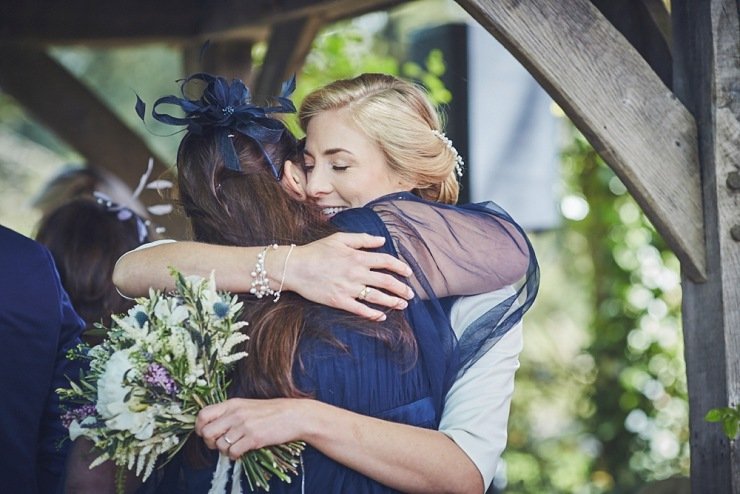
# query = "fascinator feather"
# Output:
<box><xmin>136</xmin><ymin>74</ymin><xmax>296</xmax><ymax>179</ymax></box>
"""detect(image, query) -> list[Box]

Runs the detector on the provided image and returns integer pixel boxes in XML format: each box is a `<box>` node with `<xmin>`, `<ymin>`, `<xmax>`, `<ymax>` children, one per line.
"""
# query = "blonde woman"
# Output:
<box><xmin>114</xmin><ymin>74</ymin><xmax>538</xmax><ymax>493</ymax></box>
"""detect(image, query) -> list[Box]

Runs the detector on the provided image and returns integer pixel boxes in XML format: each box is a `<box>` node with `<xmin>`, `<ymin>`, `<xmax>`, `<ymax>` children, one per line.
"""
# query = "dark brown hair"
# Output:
<box><xmin>176</xmin><ymin>126</ymin><xmax>417</xmax><ymax>401</ymax></box>
<box><xmin>35</xmin><ymin>198</ymin><xmax>146</xmax><ymax>345</ymax></box>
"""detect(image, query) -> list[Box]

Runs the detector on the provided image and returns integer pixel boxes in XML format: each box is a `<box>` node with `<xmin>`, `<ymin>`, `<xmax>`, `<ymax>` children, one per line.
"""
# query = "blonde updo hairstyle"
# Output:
<box><xmin>299</xmin><ymin>73</ymin><xmax>460</xmax><ymax>204</ymax></box>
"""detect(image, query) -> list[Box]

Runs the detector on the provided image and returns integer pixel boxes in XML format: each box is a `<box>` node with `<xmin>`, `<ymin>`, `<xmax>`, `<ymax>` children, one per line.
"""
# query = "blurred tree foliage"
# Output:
<box><xmin>502</xmin><ymin>128</ymin><xmax>688</xmax><ymax>493</ymax></box>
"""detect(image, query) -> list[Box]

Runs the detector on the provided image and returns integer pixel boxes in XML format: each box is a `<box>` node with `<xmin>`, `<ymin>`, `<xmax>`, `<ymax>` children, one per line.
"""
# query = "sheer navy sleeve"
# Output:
<box><xmin>332</xmin><ymin>192</ymin><xmax>539</xmax><ymax>412</ymax></box>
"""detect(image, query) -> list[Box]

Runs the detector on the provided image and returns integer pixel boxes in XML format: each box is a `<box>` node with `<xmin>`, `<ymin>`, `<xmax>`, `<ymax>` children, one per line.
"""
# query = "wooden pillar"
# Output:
<box><xmin>673</xmin><ymin>0</ymin><xmax>740</xmax><ymax>492</ymax></box>
<box><xmin>253</xmin><ymin>16</ymin><xmax>323</xmax><ymax>100</ymax></box>
<box><xmin>182</xmin><ymin>39</ymin><xmax>254</xmax><ymax>81</ymax></box>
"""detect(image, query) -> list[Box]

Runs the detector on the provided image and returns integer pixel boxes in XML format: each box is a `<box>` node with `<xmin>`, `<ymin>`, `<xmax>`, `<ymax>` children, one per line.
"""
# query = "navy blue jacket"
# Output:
<box><xmin>0</xmin><ymin>225</ymin><xmax>84</xmax><ymax>493</ymax></box>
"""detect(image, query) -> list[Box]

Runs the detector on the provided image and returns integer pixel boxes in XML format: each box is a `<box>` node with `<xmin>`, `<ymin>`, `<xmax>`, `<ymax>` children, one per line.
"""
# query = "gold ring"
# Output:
<box><xmin>357</xmin><ymin>286</ymin><xmax>371</xmax><ymax>301</ymax></box>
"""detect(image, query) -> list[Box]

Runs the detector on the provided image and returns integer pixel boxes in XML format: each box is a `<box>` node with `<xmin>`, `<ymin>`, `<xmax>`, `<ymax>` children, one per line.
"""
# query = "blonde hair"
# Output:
<box><xmin>299</xmin><ymin>73</ymin><xmax>459</xmax><ymax>204</ymax></box>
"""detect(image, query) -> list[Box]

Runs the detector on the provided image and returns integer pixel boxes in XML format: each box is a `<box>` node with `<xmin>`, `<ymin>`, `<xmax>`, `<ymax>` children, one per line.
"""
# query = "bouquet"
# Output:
<box><xmin>57</xmin><ymin>270</ymin><xmax>304</xmax><ymax>493</ymax></box>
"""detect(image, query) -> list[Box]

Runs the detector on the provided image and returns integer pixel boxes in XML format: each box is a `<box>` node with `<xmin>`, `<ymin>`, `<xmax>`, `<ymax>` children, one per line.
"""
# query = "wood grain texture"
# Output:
<box><xmin>674</xmin><ymin>0</ymin><xmax>739</xmax><ymax>490</ymax></box>
<box><xmin>253</xmin><ymin>16</ymin><xmax>324</xmax><ymax>99</ymax></box>
<box><xmin>456</xmin><ymin>0</ymin><xmax>707</xmax><ymax>281</ymax></box>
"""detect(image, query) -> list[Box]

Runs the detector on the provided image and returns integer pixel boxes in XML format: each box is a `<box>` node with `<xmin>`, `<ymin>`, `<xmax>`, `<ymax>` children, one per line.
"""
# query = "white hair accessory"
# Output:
<box><xmin>431</xmin><ymin>130</ymin><xmax>464</xmax><ymax>178</ymax></box>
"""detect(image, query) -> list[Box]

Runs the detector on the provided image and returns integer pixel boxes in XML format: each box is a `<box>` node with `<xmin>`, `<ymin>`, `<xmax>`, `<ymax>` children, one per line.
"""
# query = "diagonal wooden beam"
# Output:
<box><xmin>590</xmin><ymin>0</ymin><xmax>672</xmax><ymax>88</ymax></box>
<box><xmin>456</xmin><ymin>0</ymin><xmax>706</xmax><ymax>281</ymax></box>
<box><xmin>0</xmin><ymin>43</ymin><xmax>186</xmax><ymax>238</ymax></box>
<box><xmin>253</xmin><ymin>16</ymin><xmax>325</xmax><ymax>100</ymax></box>
<box><xmin>183</xmin><ymin>39</ymin><xmax>254</xmax><ymax>81</ymax></box>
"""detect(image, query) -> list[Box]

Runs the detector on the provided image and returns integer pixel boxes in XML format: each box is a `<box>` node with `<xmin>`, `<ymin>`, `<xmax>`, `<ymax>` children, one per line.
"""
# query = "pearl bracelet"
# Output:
<box><xmin>250</xmin><ymin>244</ymin><xmax>278</xmax><ymax>299</ymax></box>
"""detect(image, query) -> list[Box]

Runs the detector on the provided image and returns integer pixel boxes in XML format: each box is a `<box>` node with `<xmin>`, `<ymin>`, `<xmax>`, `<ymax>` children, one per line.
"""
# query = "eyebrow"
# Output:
<box><xmin>303</xmin><ymin>147</ymin><xmax>355</xmax><ymax>158</ymax></box>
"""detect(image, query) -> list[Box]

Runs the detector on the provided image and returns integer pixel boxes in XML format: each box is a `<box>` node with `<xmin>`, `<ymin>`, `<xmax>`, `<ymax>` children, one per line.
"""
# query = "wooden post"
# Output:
<box><xmin>182</xmin><ymin>39</ymin><xmax>253</xmax><ymax>82</ymax></box>
<box><xmin>253</xmin><ymin>16</ymin><xmax>323</xmax><ymax>100</ymax></box>
<box><xmin>673</xmin><ymin>0</ymin><xmax>740</xmax><ymax>492</ymax></box>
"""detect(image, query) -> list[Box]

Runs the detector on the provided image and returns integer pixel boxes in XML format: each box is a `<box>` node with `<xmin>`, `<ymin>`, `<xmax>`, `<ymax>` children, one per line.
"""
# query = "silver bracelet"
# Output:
<box><xmin>250</xmin><ymin>244</ymin><xmax>278</xmax><ymax>299</ymax></box>
<box><xmin>273</xmin><ymin>244</ymin><xmax>296</xmax><ymax>303</ymax></box>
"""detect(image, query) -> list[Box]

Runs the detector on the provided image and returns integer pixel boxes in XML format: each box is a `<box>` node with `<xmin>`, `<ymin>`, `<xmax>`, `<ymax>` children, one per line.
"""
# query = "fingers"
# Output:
<box><xmin>216</xmin><ymin>432</ymin><xmax>247</xmax><ymax>460</ymax></box>
<box><xmin>365</xmin><ymin>270</ymin><xmax>414</xmax><ymax>301</ymax></box>
<box><xmin>362</xmin><ymin>251</ymin><xmax>413</xmax><ymax>279</ymax></box>
<box><xmin>341</xmin><ymin>299</ymin><xmax>388</xmax><ymax>321</ymax></box>
<box><xmin>333</xmin><ymin>232</ymin><xmax>386</xmax><ymax>250</ymax></box>
<box><xmin>195</xmin><ymin>403</ymin><xmax>226</xmax><ymax>437</ymax></box>
<box><xmin>361</xmin><ymin>284</ymin><xmax>409</xmax><ymax>310</ymax></box>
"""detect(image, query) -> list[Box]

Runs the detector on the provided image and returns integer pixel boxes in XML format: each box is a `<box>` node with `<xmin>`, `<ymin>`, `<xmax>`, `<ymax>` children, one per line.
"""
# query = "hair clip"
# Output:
<box><xmin>137</xmin><ymin>73</ymin><xmax>297</xmax><ymax>180</ymax></box>
<box><xmin>431</xmin><ymin>129</ymin><xmax>464</xmax><ymax>178</ymax></box>
<box><xmin>94</xmin><ymin>158</ymin><xmax>173</xmax><ymax>242</ymax></box>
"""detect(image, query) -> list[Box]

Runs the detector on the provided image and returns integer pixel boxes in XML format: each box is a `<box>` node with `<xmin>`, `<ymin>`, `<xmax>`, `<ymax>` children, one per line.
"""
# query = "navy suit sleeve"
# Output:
<box><xmin>37</xmin><ymin>248</ymin><xmax>86</xmax><ymax>494</ymax></box>
<box><xmin>0</xmin><ymin>226</ymin><xmax>84</xmax><ymax>494</ymax></box>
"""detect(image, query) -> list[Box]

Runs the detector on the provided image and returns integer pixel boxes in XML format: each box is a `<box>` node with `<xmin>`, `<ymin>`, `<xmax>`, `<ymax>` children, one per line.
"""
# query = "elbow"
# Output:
<box><xmin>111</xmin><ymin>255</ymin><xmax>135</xmax><ymax>297</ymax></box>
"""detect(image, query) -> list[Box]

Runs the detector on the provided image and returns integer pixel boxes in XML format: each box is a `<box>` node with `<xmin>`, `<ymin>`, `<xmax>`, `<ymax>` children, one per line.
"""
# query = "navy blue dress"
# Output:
<box><xmin>142</xmin><ymin>193</ymin><xmax>538</xmax><ymax>493</ymax></box>
<box><xmin>143</xmin><ymin>207</ymin><xmax>449</xmax><ymax>493</ymax></box>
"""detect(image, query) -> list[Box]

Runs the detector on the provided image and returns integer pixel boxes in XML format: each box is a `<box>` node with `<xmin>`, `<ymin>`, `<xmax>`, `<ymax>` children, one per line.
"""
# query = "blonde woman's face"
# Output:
<box><xmin>303</xmin><ymin>108</ymin><xmax>407</xmax><ymax>218</ymax></box>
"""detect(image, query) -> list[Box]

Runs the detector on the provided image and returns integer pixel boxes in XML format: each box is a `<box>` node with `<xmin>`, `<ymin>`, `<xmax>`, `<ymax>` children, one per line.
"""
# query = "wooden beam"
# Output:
<box><xmin>0</xmin><ymin>0</ymin><xmax>204</xmax><ymax>45</ymax></box>
<box><xmin>253</xmin><ymin>16</ymin><xmax>324</xmax><ymax>100</ymax></box>
<box><xmin>0</xmin><ymin>0</ymin><xmax>406</xmax><ymax>45</ymax></box>
<box><xmin>674</xmin><ymin>0</ymin><xmax>740</xmax><ymax>491</ymax></box>
<box><xmin>201</xmin><ymin>0</ymin><xmax>405</xmax><ymax>40</ymax></box>
<box><xmin>0</xmin><ymin>43</ymin><xmax>187</xmax><ymax>238</ymax></box>
<box><xmin>590</xmin><ymin>0</ymin><xmax>672</xmax><ymax>88</ymax></box>
<box><xmin>640</xmin><ymin>0</ymin><xmax>673</xmax><ymax>49</ymax></box>
<box><xmin>183</xmin><ymin>40</ymin><xmax>254</xmax><ymax>81</ymax></box>
<box><xmin>455</xmin><ymin>0</ymin><xmax>706</xmax><ymax>282</ymax></box>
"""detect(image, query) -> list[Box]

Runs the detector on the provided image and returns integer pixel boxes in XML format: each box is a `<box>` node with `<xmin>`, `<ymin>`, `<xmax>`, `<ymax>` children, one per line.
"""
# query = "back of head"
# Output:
<box><xmin>35</xmin><ymin>198</ymin><xmax>147</xmax><ymax>343</ymax></box>
<box><xmin>299</xmin><ymin>73</ymin><xmax>460</xmax><ymax>204</ymax></box>
<box><xmin>154</xmin><ymin>74</ymin><xmax>415</xmax><ymax>404</ymax></box>
<box><xmin>176</xmin><ymin>130</ymin><xmax>331</xmax><ymax>247</ymax></box>
<box><xmin>33</xmin><ymin>165</ymin><xmax>146</xmax><ymax>218</ymax></box>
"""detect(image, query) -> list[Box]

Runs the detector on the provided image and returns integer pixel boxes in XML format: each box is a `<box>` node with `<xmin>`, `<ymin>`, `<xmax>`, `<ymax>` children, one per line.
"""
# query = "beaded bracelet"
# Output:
<box><xmin>250</xmin><ymin>244</ymin><xmax>278</xmax><ymax>299</ymax></box>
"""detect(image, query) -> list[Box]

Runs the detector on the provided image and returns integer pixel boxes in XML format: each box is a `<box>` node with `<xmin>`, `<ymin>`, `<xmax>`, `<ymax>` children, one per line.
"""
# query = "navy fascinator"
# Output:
<box><xmin>136</xmin><ymin>73</ymin><xmax>297</xmax><ymax>179</ymax></box>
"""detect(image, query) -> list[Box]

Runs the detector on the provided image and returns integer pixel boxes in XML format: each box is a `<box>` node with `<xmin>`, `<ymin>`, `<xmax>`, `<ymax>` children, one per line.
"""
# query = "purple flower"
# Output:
<box><xmin>143</xmin><ymin>363</ymin><xmax>179</xmax><ymax>395</ymax></box>
<box><xmin>61</xmin><ymin>403</ymin><xmax>97</xmax><ymax>428</ymax></box>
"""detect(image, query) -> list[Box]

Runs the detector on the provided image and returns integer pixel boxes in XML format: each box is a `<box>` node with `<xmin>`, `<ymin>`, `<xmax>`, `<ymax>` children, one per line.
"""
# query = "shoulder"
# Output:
<box><xmin>331</xmin><ymin>207</ymin><xmax>386</xmax><ymax>234</ymax></box>
<box><xmin>0</xmin><ymin>225</ymin><xmax>57</xmax><ymax>283</ymax></box>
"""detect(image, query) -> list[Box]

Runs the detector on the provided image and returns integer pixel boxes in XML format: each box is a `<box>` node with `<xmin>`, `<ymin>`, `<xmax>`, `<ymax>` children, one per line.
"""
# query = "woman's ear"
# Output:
<box><xmin>281</xmin><ymin>160</ymin><xmax>307</xmax><ymax>201</ymax></box>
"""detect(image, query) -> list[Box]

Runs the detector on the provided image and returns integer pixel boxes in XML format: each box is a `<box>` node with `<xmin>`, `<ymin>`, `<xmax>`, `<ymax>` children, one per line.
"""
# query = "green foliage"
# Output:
<box><xmin>561</xmin><ymin>127</ymin><xmax>688</xmax><ymax>490</ymax></box>
<box><xmin>402</xmin><ymin>49</ymin><xmax>452</xmax><ymax>104</ymax></box>
<box><xmin>503</xmin><ymin>124</ymin><xmax>689</xmax><ymax>493</ymax></box>
<box><xmin>705</xmin><ymin>405</ymin><xmax>740</xmax><ymax>439</ymax></box>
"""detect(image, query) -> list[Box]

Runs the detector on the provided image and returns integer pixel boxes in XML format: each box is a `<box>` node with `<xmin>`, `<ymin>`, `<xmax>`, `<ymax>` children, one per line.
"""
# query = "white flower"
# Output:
<box><xmin>69</xmin><ymin>416</ymin><xmax>97</xmax><ymax>441</ymax></box>
<box><xmin>96</xmin><ymin>350</ymin><xmax>154</xmax><ymax>440</ymax></box>
<box><xmin>153</xmin><ymin>298</ymin><xmax>189</xmax><ymax>327</ymax></box>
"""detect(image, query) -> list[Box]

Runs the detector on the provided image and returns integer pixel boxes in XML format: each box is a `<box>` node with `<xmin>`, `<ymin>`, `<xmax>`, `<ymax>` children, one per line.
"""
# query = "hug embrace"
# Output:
<box><xmin>65</xmin><ymin>72</ymin><xmax>539</xmax><ymax>493</ymax></box>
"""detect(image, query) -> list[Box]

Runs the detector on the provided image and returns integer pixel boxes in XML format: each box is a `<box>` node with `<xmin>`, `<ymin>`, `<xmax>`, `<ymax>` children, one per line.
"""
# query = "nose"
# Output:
<box><xmin>305</xmin><ymin>164</ymin><xmax>333</xmax><ymax>199</ymax></box>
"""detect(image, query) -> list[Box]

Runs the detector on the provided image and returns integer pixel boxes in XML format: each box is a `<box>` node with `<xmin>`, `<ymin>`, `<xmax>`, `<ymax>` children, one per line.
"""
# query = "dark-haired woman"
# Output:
<box><xmin>106</xmin><ymin>74</ymin><xmax>538</xmax><ymax>493</ymax></box>
<box><xmin>36</xmin><ymin>197</ymin><xmax>150</xmax><ymax>345</ymax></box>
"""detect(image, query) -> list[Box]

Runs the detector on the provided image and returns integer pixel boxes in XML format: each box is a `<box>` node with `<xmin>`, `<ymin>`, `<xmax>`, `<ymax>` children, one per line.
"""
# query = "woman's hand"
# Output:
<box><xmin>286</xmin><ymin>233</ymin><xmax>414</xmax><ymax>321</ymax></box>
<box><xmin>195</xmin><ymin>398</ymin><xmax>305</xmax><ymax>461</ymax></box>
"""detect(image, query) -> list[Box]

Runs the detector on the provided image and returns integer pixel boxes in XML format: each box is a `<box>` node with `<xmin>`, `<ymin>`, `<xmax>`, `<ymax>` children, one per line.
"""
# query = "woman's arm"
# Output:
<box><xmin>113</xmin><ymin>233</ymin><xmax>414</xmax><ymax>321</ymax></box>
<box><xmin>370</xmin><ymin>199</ymin><xmax>531</xmax><ymax>297</ymax></box>
<box><xmin>195</xmin><ymin>399</ymin><xmax>484</xmax><ymax>494</ymax></box>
